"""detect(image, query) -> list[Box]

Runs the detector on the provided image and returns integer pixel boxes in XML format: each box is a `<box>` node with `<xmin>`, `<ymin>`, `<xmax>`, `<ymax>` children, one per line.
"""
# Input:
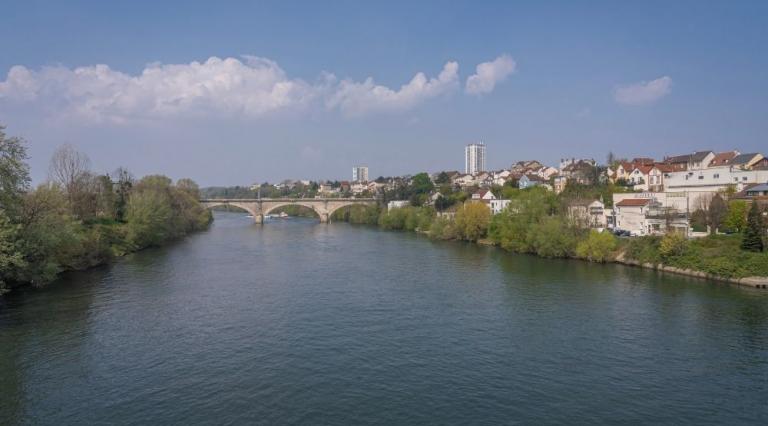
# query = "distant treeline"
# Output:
<box><xmin>0</xmin><ymin>125</ymin><xmax>211</xmax><ymax>294</ymax></box>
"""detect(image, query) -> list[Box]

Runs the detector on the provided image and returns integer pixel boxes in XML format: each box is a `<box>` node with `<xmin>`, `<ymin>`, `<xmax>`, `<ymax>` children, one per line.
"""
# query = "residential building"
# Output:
<box><xmin>745</xmin><ymin>182</ymin><xmax>768</xmax><ymax>197</ymax></box>
<box><xmin>612</xmin><ymin>193</ymin><xmax>694</xmax><ymax>236</ymax></box>
<box><xmin>567</xmin><ymin>199</ymin><xmax>608</xmax><ymax>228</ymax></box>
<box><xmin>519</xmin><ymin>174</ymin><xmax>546</xmax><ymax>189</ymax></box>
<box><xmin>560</xmin><ymin>160</ymin><xmax>596</xmax><ymax>185</ymax></box>
<box><xmin>663</xmin><ymin>166</ymin><xmax>768</xmax><ymax>193</ymax></box>
<box><xmin>471</xmin><ymin>188</ymin><xmax>496</xmax><ymax>203</ymax></box>
<box><xmin>553</xmin><ymin>176</ymin><xmax>567</xmax><ymax>194</ymax></box>
<box><xmin>662</xmin><ymin>151</ymin><xmax>715</xmax><ymax>171</ymax></box>
<box><xmin>490</xmin><ymin>199</ymin><xmax>511</xmax><ymax>215</ymax></box>
<box><xmin>465</xmin><ymin>142</ymin><xmax>486</xmax><ymax>175</ymax></box>
<box><xmin>387</xmin><ymin>200</ymin><xmax>410</xmax><ymax>210</ymax></box>
<box><xmin>352</xmin><ymin>166</ymin><xmax>369</xmax><ymax>183</ymax></box>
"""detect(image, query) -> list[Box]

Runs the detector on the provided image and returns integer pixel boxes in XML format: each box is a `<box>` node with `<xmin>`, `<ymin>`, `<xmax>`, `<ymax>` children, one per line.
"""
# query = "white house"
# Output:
<box><xmin>519</xmin><ymin>174</ymin><xmax>546</xmax><ymax>189</ymax></box>
<box><xmin>387</xmin><ymin>200</ymin><xmax>410</xmax><ymax>210</ymax></box>
<box><xmin>471</xmin><ymin>188</ymin><xmax>496</xmax><ymax>203</ymax></box>
<box><xmin>567</xmin><ymin>200</ymin><xmax>608</xmax><ymax>228</ymax></box>
<box><xmin>490</xmin><ymin>199</ymin><xmax>511</xmax><ymax>215</ymax></box>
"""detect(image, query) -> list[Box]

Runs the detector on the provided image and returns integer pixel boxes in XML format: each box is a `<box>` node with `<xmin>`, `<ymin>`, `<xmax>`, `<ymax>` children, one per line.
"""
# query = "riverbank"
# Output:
<box><xmin>337</xmin><ymin>204</ymin><xmax>768</xmax><ymax>290</ymax></box>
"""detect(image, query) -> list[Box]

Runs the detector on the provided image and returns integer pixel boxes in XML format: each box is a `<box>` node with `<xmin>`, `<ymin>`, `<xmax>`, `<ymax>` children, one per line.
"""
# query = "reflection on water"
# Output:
<box><xmin>1</xmin><ymin>212</ymin><xmax>766</xmax><ymax>425</ymax></box>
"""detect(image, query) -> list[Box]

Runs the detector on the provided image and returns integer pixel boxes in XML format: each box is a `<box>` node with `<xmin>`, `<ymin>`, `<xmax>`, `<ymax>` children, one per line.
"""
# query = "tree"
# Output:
<box><xmin>113</xmin><ymin>167</ymin><xmax>134</xmax><ymax>222</ymax></box>
<box><xmin>576</xmin><ymin>230</ymin><xmax>617</xmax><ymax>262</ymax></box>
<box><xmin>410</xmin><ymin>172</ymin><xmax>434</xmax><ymax>195</ymax></box>
<box><xmin>434</xmin><ymin>171</ymin><xmax>450</xmax><ymax>185</ymax></box>
<box><xmin>0</xmin><ymin>211</ymin><xmax>25</xmax><ymax>293</ymax></box>
<box><xmin>741</xmin><ymin>202</ymin><xmax>764</xmax><ymax>252</ymax></box>
<box><xmin>659</xmin><ymin>231</ymin><xmax>687</xmax><ymax>260</ymax></box>
<box><xmin>707</xmin><ymin>194</ymin><xmax>727</xmax><ymax>234</ymax></box>
<box><xmin>48</xmin><ymin>144</ymin><xmax>94</xmax><ymax>218</ymax></box>
<box><xmin>455</xmin><ymin>202</ymin><xmax>490</xmax><ymax>242</ymax></box>
<box><xmin>723</xmin><ymin>200</ymin><xmax>748</xmax><ymax>233</ymax></box>
<box><xmin>0</xmin><ymin>125</ymin><xmax>31</xmax><ymax>220</ymax></box>
<box><xmin>176</xmin><ymin>178</ymin><xmax>201</xmax><ymax>199</ymax></box>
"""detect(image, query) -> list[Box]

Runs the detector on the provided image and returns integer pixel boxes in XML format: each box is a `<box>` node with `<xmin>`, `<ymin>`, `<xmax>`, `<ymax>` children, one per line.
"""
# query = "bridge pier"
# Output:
<box><xmin>319</xmin><ymin>213</ymin><xmax>330</xmax><ymax>224</ymax></box>
<box><xmin>253</xmin><ymin>214</ymin><xmax>264</xmax><ymax>224</ymax></box>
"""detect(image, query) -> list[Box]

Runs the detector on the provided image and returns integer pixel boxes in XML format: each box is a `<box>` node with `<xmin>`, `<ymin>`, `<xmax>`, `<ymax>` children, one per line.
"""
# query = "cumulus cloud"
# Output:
<box><xmin>613</xmin><ymin>76</ymin><xmax>672</xmax><ymax>106</ymax></box>
<box><xmin>326</xmin><ymin>61</ymin><xmax>459</xmax><ymax>116</ymax></box>
<box><xmin>0</xmin><ymin>55</ymin><xmax>514</xmax><ymax>122</ymax></box>
<box><xmin>0</xmin><ymin>56</ymin><xmax>317</xmax><ymax>123</ymax></box>
<box><xmin>465</xmin><ymin>54</ymin><xmax>516</xmax><ymax>95</ymax></box>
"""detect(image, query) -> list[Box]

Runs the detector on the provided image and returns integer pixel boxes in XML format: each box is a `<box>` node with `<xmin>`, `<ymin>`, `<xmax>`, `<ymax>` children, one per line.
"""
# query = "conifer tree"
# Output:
<box><xmin>741</xmin><ymin>202</ymin><xmax>764</xmax><ymax>252</ymax></box>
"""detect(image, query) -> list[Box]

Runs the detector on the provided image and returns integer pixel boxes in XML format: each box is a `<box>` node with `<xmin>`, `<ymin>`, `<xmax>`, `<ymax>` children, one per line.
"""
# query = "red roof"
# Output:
<box><xmin>615</xmin><ymin>198</ymin><xmax>651</xmax><ymax>207</ymax></box>
<box><xmin>633</xmin><ymin>165</ymin><xmax>654</xmax><ymax>174</ymax></box>
<box><xmin>709</xmin><ymin>151</ymin><xmax>739</xmax><ymax>167</ymax></box>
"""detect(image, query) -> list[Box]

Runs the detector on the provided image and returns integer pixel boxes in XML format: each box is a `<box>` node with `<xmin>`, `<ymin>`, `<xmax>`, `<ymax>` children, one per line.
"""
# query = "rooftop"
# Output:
<box><xmin>615</xmin><ymin>198</ymin><xmax>652</xmax><ymax>207</ymax></box>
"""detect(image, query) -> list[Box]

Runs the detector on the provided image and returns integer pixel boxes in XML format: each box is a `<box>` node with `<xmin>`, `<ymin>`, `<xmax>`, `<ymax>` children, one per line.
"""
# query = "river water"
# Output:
<box><xmin>1</xmin><ymin>212</ymin><xmax>767</xmax><ymax>425</ymax></box>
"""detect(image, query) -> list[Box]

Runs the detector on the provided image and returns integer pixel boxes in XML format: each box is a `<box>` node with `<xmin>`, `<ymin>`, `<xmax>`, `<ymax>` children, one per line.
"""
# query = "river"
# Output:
<box><xmin>1</xmin><ymin>212</ymin><xmax>767</xmax><ymax>425</ymax></box>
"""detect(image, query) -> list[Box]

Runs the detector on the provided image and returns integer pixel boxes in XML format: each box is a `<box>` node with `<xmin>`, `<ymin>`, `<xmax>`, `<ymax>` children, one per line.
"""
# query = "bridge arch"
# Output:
<box><xmin>263</xmin><ymin>202</ymin><xmax>323</xmax><ymax>219</ymax></box>
<box><xmin>202</xmin><ymin>201</ymin><xmax>260</xmax><ymax>218</ymax></box>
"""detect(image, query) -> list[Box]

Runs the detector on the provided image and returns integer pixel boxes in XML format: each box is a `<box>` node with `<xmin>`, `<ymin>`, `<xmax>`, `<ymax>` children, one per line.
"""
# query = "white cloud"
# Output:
<box><xmin>326</xmin><ymin>61</ymin><xmax>459</xmax><ymax>116</ymax></box>
<box><xmin>465</xmin><ymin>54</ymin><xmax>516</xmax><ymax>95</ymax></box>
<box><xmin>0</xmin><ymin>56</ymin><xmax>317</xmax><ymax>123</ymax></box>
<box><xmin>0</xmin><ymin>55</ymin><xmax>515</xmax><ymax>122</ymax></box>
<box><xmin>613</xmin><ymin>76</ymin><xmax>672</xmax><ymax>106</ymax></box>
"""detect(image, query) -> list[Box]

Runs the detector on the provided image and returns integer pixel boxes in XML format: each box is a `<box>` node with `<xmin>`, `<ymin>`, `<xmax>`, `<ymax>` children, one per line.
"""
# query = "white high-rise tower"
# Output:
<box><xmin>465</xmin><ymin>142</ymin><xmax>486</xmax><ymax>175</ymax></box>
<box><xmin>352</xmin><ymin>166</ymin><xmax>369</xmax><ymax>183</ymax></box>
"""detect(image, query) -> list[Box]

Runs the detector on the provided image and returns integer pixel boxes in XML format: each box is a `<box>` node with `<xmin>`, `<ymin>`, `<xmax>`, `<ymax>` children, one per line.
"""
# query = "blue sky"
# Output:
<box><xmin>1</xmin><ymin>0</ymin><xmax>766</xmax><ymax>185</ymax></box>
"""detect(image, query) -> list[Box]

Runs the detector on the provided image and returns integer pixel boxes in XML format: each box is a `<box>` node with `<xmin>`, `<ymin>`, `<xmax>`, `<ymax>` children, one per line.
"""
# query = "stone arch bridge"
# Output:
<box><xmin>200</xmin><ymin>198</ymin><xmax>377</xmax><ymax>223</ymax></box>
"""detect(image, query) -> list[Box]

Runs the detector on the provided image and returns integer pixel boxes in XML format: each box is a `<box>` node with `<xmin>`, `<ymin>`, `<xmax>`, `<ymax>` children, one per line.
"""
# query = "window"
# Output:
<box><xmin>714</xmin><ymin>173</ymin><xmax>719</xmax><ymax>179</ymax></box>
<box><xmin>743</xmin><ymin>177</ymin><xmax>748</xmax><ymax>181</ymax></box>
<box><xmin>734</xmin><ymin>177</ymin><xmax>739</xmax><ymax>182</ymax></box>
<box><xmin>698</xmin><ymin>175</ymin><xmax>704</xmax><ymax>180</ymax></box>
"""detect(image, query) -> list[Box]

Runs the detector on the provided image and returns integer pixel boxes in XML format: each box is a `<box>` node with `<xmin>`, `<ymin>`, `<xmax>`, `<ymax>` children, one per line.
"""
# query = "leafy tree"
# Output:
<box><xmin>434</xmin><ymin>172</ymin><xmax>451</xmax><ymax>185</ymax></box>
<box><xmin>707</xmin><ymin>194</ymin><xmax>727</xmax><ymax>234</ymax></box>
<box><xmin>530</xmin><ymin>216</ymin><xmax>578</xmax><ymax>258</ymax></box>
<box><xmin>690</xmin><ymin>209</ymin><xmax>708</xmax><ymax>232</ymax></box>
<box><xmin>741</xmin><ymin>202</ymin><xmax>764</xmax><ymax>252</ymax></box>
<box><xmin>576</xmin><ymin>230</ymin><xmax>617</xmax><ymax>262</ymax></box>
<box><xmin>0</xmin><ymin>125</ymin><xmax>31</xmax><ymax>220</ymax></box>
<box><xmin>0</xmin><ymin>211</ymin><xmax>25</xmax><ymax>293</ymax></box>
<box><xmin>723</xmin><ymin>200</ymin><xmax>748</xmax><ymax>233</ymax></box>
<box><xmin>113</xmin><ymin>167</ymin><xmax>134</xmax><ymax>221</ymax></box>
<box><xmin>410</xmin><ymin>172</ymin><xmax>434</xmax><ymax>195</ymax></box>
<box><xmin>455</xmin><ymin>202</ymin><xmax>490</xmax><ymax>242</ymax></box>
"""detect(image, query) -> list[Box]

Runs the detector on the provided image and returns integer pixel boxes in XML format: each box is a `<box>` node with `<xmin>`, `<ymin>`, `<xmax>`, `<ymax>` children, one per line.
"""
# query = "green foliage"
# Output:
<box><xmin>576</xmin><ymin>230</ymin><xmax>617</xmax><ymax>262</ymax></box>
<box><xmin>378</xmin><ymin>206</ymin><xmax>433</xmax><ymax>232</ymax></box>
<box><xmin>488</xmin><ymin>186</ymin><xmax>560</xmax><ymax>253</ymax></box>
<box><xmin>529</xmin><ymin>216</ymin><xmax>579</xmax><ymax>258</ymax></box>
<box><xmin>658</xmin><ymin>231</ymin><xmax>687</xmax><ymax>260</ymax></box>
<box><xmin>690</xmin><ymin>209</ymin><xmax>707</xmax><ymax>232</ymax></box>
<box><xmin>454</xmin><ymin>202</ymin><xmax>490</xmax><ymax>242</ymax></box>
<box><xmin>0</xmin><ymin>126</ymin><xmax>212</xmax><ymax>293</ymax></box>
<box><xmin>623</xmin><ymin>236</ymin><xmax>662</xmax><ymax>264</ymax></box>
<box><xmin>0</xmin><ymin>126</ymin><xmax>31</xmax><ymax>220</ymax></box>
<box><xmin>741</xmin><ymin>202</ymin><xmax>764</xmax><ymax>252</ymax></box>
<box><xmin>723</xmin><ymin>200</ymin><xmax>748</xmax><ymax>233</ymax></box>
<box><xmin>428</xmin><ymin>216</ymin><xmax>459</xmax><ymax>240</ymax></box>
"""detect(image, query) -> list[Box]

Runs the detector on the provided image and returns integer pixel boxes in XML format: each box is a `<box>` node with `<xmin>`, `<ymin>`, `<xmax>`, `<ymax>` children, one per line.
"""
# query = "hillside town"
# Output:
<box><xmin>223</xmin><ymin>143</ymin><xmax>768</xmax><ymax>238</ymax></box>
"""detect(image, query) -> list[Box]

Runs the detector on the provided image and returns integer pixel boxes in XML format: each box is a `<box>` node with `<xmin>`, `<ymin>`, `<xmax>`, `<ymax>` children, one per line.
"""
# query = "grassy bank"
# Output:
<box><xmin>333</xmin><ymin>199</ymin><xmax>768</xmax><ymax>282</ymax></box>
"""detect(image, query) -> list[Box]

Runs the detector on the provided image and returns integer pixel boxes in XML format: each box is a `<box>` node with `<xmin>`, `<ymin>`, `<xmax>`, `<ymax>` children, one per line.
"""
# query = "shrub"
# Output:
<box><xmin>658</xmin><ymin>231</ymin><xmax>687</xmax><ymax>261</ymax></box>
<box><xmin>455</xmin><ymin>202</ymin><xmax>490</xmax><ymax>242</ymax></box>
<box><xmin>576</xmin><ymin>230</ymin><xmax>617</xmax><ymax>262</ymax></box>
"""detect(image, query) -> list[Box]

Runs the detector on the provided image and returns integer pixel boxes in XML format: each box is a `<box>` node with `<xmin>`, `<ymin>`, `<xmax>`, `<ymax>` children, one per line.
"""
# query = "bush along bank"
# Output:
<box><xmin>333</xmin><ymin>187</ymin><xmax>768</xmax><ymax>289</ymax></box>
<box><xmin>0</xmin><ymin>127</ymin><xmax>212</xmax><ymax>295</ymax></box>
